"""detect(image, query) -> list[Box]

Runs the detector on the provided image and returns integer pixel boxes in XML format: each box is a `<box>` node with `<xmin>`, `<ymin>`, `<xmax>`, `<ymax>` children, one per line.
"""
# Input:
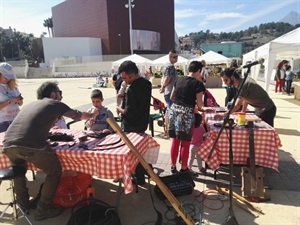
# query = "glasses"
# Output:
<box><xmin>57</xmin><ymin>90</ymin><xmax>62</xmax><ymax>96</ymax></box>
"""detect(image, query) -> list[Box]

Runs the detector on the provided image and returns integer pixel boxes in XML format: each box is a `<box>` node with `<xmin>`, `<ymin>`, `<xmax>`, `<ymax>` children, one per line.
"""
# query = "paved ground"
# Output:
<box><xmin>0</xmin><ymin>77</ymin><xmax>299</xmax><ymax>225</ymax></box>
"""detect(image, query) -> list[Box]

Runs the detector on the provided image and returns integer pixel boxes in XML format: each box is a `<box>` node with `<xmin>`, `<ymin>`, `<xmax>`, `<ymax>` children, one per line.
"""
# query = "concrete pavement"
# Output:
<box><xmin>0</xmin><ymin>77</ymin><xmax>299</xmax><ymax>225</ymax></box>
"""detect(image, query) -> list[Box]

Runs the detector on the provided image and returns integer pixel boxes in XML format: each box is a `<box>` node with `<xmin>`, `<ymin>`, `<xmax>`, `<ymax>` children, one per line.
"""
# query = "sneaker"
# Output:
<box><xmin>171</xmin><ymin>166</ymin><xmax>178</xmax><ymax>175</ymax></box>
<box><xmin>34</xmin><ymin>206</ymin><xmax>64</xmax><ymax>221</ymax></box>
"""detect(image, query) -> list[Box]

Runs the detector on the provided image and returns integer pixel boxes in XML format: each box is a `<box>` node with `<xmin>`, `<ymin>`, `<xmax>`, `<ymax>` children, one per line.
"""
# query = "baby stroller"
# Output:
<box><xmin>149</xmin><ymin>96</ymin><xmax>166</xmax><ymax>137</ymax></box>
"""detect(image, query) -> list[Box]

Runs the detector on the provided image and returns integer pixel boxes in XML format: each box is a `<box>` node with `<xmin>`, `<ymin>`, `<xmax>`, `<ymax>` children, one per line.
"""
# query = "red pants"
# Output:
<box><xmin>275</xmin><ymin>79</ymin><xmax>284</xmax><ymax>92</ymax></box>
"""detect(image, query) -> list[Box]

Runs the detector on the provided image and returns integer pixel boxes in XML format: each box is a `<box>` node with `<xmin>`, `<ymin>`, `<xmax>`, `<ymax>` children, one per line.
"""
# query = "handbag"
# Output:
<box><xmin>154</xmin><ymin>172</ymin><xmax>195</xmax><ymax>200</ymax></box>
<box><xmin>53</xmin><ymin>171</ymin><xmax>92</xmax><ymax>208</ymax></box>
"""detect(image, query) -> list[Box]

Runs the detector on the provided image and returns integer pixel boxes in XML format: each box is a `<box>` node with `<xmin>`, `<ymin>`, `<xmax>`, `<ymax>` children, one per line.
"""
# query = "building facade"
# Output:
<box><xmin>201</xmin><ymin>42</ymin><xmax>243</xmax><ymax>58</ymax></box>
<box><xmin>52</xmin><ymin>0</ymin><xmax>175</xmax><ymax>55</ymax></box>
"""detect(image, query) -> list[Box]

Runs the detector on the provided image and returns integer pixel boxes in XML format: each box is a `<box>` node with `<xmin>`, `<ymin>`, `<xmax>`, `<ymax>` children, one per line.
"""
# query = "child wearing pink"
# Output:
<box><xmin>188</xmin><ymin>123</ymin><xmax>206</xmax><ymax>173</ymax></box>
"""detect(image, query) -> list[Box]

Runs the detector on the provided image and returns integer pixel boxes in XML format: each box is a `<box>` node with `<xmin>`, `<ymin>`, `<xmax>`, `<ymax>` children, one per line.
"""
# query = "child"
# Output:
<box><xmin>85</xmin><ymin>89</ymin><xmax>115</xmax><ymax>133</ymax></box>
<box><xmin>188</xmin><ymin>113</ymin><xmax>206</xmax><ymax>174</ymax></box>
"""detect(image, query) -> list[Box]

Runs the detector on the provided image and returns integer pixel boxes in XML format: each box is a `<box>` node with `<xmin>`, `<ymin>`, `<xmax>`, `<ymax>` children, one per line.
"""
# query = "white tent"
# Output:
<box><xmin>243</xmin><ymin>27</ymin><xmax>300</xmax><ymax>91</ymax></box>
<box><xmin>191</xmin><ymin>51</ymin><xmax>231</xmax><ymax>64</ymax></box>
<box><xmin>112</xmin><ymin>54</ymin><xmax>152</xmax><ymax>73</ymax></box>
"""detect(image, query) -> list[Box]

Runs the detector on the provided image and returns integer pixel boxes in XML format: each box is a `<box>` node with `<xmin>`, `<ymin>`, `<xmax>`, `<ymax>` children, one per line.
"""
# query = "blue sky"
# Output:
<box><xmin>0</xmin><ymin>0</ymin><xmax>299</xmax><ymax>37</ymax></box>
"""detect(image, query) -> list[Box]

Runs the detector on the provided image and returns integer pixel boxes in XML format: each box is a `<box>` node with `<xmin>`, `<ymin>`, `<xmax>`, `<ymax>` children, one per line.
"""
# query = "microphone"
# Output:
<box><xmin>242</xmin><ymin>58</ymin><xmax>264</xmax><ymax>68</ymax></box>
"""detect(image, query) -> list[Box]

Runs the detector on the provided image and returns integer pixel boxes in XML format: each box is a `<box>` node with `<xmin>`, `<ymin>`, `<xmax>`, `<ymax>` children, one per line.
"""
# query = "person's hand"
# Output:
<box><xmin>102</xmin><ymin>129</ymin><xmax>111</xmax><ymax>134</ymax></box>
<box><xmin>116</xmin><ymin>106</ymin><xmax>123</xmax><ymax>115</ymax></box>
<box><xmin>159</xmin><ymin>86</ymin><xmax>165</xmax><ymax>93</ymax></box>
<box><xmin>117</xmin><ymin>93</ymin><xmax>124</xmax><ymax>98</ymax></box>
<box><xmin>91</xmin><ymin>109</ymin><xmax>99</xmax><ymax>118</ymax></box>
<box><xmin>88</xmin><ymin>118</ymin><xmax>95</xmax><ymax>126</ymax></box>
<box><xmin>9</xmin><ymin>96</ymin><xmax>23</xmax><ymax>105</ymax></box>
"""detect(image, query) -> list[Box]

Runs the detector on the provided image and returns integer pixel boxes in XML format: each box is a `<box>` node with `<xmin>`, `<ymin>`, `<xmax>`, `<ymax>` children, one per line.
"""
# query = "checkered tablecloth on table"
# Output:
<box><xmin>198</xmin><ymin>113</ymin><xmax>282</xmax><ymax>171</ymax></box>
<box><xmin>0</xmin><ymin>129</ymin><xmax>160</xmax><ymax>194</ymax></box>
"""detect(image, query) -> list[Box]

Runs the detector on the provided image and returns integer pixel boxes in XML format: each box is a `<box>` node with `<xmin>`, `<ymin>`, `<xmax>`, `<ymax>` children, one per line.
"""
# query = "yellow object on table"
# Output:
<box><xmin>237</xmin><ymin>112</ymin><xmax>246</xmax><ymax>126</ymax></box>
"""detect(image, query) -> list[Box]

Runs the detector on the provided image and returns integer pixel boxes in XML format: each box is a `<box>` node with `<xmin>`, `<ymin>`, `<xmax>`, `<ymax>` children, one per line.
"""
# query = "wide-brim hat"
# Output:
<box><xmin>0</xmin><ymin>62</ymin><xmax>16</xmax><ymax>80</ymax></box>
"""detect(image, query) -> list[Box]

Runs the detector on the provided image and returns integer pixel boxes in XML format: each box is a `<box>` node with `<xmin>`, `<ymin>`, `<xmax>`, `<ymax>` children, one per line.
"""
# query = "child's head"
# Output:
<box><xmin>90</xmin><ymin>89</ymin><xmax>103</xmax><ymax>108</ymax></box>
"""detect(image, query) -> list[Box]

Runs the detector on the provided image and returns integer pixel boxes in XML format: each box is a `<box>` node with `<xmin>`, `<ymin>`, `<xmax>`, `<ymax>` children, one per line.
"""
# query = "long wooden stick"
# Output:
<box><xmin>232</xmin><ymin>197</ymin><xmax>259</xmax><ymax>217</ymax></box>
<box><xmin>216</xmin><ymin>186</ymin><xmax>264</xmax><ymax>215</ymax></box>
<box><xmin>107</xmin><ymin>118</ymin><xmax>195</xmax><ymax>225</ymax></box>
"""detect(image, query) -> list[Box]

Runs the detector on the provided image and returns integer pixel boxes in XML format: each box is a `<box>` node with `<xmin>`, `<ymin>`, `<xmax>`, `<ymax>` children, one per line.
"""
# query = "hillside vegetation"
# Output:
<box><xmin>182</xmin><ymin>22</ymin><xmax>300</xmax><ymax>53</ymax></box>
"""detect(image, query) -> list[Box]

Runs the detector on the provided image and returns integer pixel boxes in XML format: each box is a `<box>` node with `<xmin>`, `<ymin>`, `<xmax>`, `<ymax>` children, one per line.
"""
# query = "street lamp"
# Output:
<box><xmin>125</xmin><ymin>0</ymin><xmax>135</xmax><ymax>55</ymax></box>
<box><xmin>118</xmin><ymin>34</ymin><xmax>122</xmax><ymax>55</ymax></box>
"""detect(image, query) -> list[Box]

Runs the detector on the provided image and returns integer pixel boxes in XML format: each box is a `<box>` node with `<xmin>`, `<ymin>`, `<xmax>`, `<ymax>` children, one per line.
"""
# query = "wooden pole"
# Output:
<box><xmin>107</xmin><ymin>118</ymin><xmax>195</xmax><ymax>225</ymax></box>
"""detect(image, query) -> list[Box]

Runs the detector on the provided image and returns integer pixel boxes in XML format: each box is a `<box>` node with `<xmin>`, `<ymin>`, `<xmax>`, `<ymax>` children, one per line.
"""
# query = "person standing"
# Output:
<box><xmin>275</xmin><ymin>60</ymin><xmax>289</xmax><ymax>94</ymax></box>
<box><xmin>168</xmin><ymin>61</ymin><xmax>206</xmax><ymax>174</ymax></box>
<box><xmin>159</xmin><ymin>50</ymin><xmax>178</xmax><ymax>135</ymax></box>
<box><xmin>2</xmin><ymin>81</ymin><xmax>99</xmax><ymax>221</ymax></box>
<box><xmin>0</xmin><ymin>62</ymin><xmax>23</xmax><ymax>132</ymax></box>
<box><xmin>200</xmin><ymin>60</ymin><xmax>208</xmax><ymax>84</ymax></box>
<box><xmin>116</xmin><ymin>60</ymin><xmax>152</xmax><ymax>133</ymax></box>
<box><xmin>217</xmin><ymin>67</ymin><xmax>276</xmax><ymax>127</ymax></box>
<box><xmin>285</xmin><ymin>65</ymin><xmax>295</xmax><ymax>96</ymax></box>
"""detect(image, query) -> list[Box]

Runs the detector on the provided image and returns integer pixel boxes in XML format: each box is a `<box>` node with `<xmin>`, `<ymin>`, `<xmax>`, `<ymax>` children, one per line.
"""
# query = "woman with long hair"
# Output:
<box><xmin>0</xmin><ymin>63</ymin><xmax>23</xmax><ymax>132</ymax></box>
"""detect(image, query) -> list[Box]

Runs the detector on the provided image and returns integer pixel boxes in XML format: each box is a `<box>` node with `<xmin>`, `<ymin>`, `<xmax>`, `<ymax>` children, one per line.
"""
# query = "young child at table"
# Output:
<box><xmin>85</xmin><ymin>89</ymin><xmax>115</xmax><ymax>133</ymax></box>
<box><xmin>188</xmin><ymin>113</ymin><xmax>207</xmax><ymax>174</ymax></box>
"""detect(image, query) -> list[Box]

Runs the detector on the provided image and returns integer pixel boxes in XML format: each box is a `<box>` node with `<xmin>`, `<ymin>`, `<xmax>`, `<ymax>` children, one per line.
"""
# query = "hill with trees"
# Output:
<box><xmin>181</xmin><ymin>22</ymin><xmax>300</xmax><ymax>54</ymax></box>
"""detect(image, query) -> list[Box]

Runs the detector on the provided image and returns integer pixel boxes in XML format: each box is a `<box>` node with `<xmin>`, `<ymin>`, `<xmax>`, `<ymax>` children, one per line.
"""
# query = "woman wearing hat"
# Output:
<box><xmin>0</xmin><ymin>62</ymin><xmax>23</xmax><ymax>132</ymax></box>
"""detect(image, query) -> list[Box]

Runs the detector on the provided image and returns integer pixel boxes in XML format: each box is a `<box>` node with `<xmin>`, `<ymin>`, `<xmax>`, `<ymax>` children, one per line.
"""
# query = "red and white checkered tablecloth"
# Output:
<box><xmin>198</xmin><ymin>113</ymin><xmax>282</xmax><ymax>171</ymax></box>
<box><xmin>0</xmin><ymin>130</ymin><xmax>160</xmax><ymax>194</ymax></box>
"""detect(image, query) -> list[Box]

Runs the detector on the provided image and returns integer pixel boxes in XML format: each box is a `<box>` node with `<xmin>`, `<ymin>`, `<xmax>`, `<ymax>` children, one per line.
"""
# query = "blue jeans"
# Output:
<box><xmin>164</xmin><ymin>94</ymin><xmax>173</xmax><ymax>114</ymax></box>
<box><xmin>0</xmin><ymin>121</ymin><xmax>12</xmax><ymax>133</ymax></box>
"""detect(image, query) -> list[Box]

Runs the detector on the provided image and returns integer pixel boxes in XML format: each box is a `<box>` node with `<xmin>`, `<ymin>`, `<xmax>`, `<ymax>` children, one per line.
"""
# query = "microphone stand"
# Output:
<box><xmin>208</xmin><ymin>66</ymin><xmax>252</xmax><ymax>225</ymax></box>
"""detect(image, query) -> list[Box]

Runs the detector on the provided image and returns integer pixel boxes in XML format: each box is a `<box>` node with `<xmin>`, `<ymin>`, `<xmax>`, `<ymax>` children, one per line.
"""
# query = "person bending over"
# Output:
<box><xmin>2</xmin><ymin>81</ymin><xmax>99</xmax><ymax>221</ymax></box>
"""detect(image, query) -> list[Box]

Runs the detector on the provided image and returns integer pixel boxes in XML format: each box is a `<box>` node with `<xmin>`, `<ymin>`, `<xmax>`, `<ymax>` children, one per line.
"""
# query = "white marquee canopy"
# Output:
<box><xmin>243</xmin><ymin>27</ymin><xmax>300</xmax><ymax>91</ymax></box>
<box><xmin>190</xmin><ymin>51</ymin><xmax>231</xmax><ymax>64</ymax></box>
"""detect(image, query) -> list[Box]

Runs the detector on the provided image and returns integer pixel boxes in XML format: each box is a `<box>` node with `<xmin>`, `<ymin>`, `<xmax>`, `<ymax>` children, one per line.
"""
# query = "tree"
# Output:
<box><xmin>0</xmin><ymin>28</ymin><xmax>7</xmax><ymax>61</ymax></box>
<box><xmin>11</xmin><ymin>31</ymin><xmax>23</xmax><ymax>59</ymax></box>
<box><xmin>43</xmin><ymin>17</ymin><xmax>53</xmax><ymax>37</ymax></box>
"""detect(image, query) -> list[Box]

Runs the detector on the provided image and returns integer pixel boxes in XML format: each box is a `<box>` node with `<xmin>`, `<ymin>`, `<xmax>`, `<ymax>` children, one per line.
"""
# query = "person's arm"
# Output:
<box><xmin>64</xmin><ymin>108</ymin><xmax>99</xmax><ymax>121</ymax></box>
<box><xmin>159</xmin><ymin>76</ymin><xmax>171</xmax><ymax>93</ymax></box>
<box><xmin>106</xmin><ymin>110</ymin><xmax>115</xmax><ymax>133</ymax></box>
<box><xmin>196</xmin><ymin>92</ymin><xmax>204</xmax><ymax>111</ymax></box>
<box><xmin>226</xmin><ymin>97</ymin><xmax>244</xmax><ymax>115</ymax></box>
<box><xmin>170</xmin><ymin>86</ymin><xmax>176</xmax><ymax>101</ymax></box>
<box><xmin>0</xmin><ymin>95</ymin><xmax>23</xmax><ymax>109</ymax></box>
<box><xmin>112</xmin><ymin>75</ymin><xmax>117</xmax><ymax>88</ymax></box>
<box><xmin>241</xmin><ymin>101</ymin><xmax>248</xmax><ymax>112</ymax></box>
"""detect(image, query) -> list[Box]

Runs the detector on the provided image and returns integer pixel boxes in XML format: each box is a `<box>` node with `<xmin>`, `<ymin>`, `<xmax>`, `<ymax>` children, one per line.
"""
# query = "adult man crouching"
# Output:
<box><xmin>2</xmin><ymin>81</ymin><xmax>98</xmax><ymax>221</ymax></box>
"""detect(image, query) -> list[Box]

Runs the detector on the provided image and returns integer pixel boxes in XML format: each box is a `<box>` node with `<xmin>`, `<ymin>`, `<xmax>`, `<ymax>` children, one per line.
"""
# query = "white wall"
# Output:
<box><xmin>42</xmin><ymin>37</ymin><xmax>102</xmax><ymax>67</ymax></box>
